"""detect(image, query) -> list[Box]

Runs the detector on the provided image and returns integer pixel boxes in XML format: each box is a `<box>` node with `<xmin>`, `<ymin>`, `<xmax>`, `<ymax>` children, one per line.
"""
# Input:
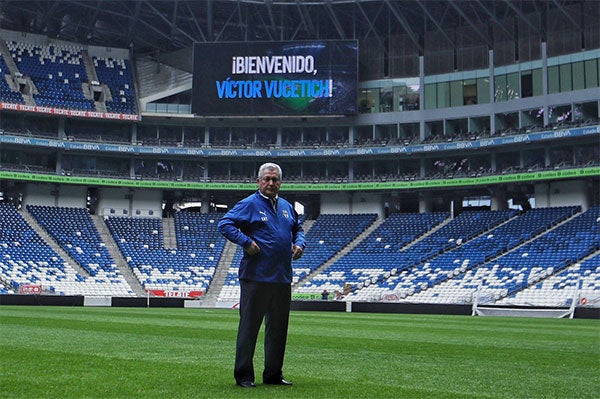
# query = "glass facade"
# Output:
<box><xmin>359</xmin><ymin>78</ymin><xmax>420</xmax><ymax>113</ymax></box>
<box><xmin>356</xmin><ymin>49</ymin><xmax>599</xmax><ymax>113</ymax></box>
<box><xmin>547</xmin><ymin>52</ymin><xmax>600</xmax><ymax>94</ymax></box>
<box><xmin>423</xmin><ymin>70</ymin><xmax>490</xmax><ymax>110</ymax></box>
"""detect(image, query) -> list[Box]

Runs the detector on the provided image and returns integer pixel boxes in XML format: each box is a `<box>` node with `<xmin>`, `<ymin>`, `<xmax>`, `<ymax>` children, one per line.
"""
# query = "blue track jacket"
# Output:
<box><xmin>218</xmin><ymin>190</ymin><xmax>306</xmax><ymax>284</ymax></box>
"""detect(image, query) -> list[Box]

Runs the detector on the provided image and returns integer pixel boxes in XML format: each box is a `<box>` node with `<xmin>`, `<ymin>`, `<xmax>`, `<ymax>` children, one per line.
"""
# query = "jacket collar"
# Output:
<box><xmin>257</xmin><ymin>190</ymin><xmax>278</xmax><ymax>202</ymax></box>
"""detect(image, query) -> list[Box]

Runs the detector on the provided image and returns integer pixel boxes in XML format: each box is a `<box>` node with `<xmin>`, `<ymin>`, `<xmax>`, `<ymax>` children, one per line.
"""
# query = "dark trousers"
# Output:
<box><xmin>234</xmin><ymin>279</ymin><xmax>291</xmax><ymax>384</ymax></box>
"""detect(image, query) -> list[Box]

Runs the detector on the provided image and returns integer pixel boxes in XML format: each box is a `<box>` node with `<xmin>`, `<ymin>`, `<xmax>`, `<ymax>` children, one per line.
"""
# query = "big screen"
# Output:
<box><xmin>192</xmin><ymin>40</ymin><xmax>358</xmax><ymax>116</ymax></box>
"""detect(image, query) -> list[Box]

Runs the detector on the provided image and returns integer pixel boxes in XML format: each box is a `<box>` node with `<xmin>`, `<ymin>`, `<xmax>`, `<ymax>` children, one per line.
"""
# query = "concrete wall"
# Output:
<box><xmin>320</xmin><ymin>192</ymin><xmax>383</xmax><ymax>216</ymax></box>
<box><xmin>534</xmin><ymin>180</ymin><xmax>590</xmax><ymax>211</ymax></box>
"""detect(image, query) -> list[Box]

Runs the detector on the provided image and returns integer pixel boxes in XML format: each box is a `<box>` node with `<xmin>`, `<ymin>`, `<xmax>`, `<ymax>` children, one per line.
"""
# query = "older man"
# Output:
<box><xmin>218</xmin><ymin>162</ymin><xmax>306</xmax><ymax>388</ymax></box>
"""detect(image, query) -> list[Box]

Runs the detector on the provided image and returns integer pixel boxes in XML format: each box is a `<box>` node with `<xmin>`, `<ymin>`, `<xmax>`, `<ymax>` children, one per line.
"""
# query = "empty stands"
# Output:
<box><xmin>93</xmin><ymin>56</ymin><xmax>137</xmax><ymax>115</ymax></box>
<box><xmin>1</xmin><ymin>39</ymin><xmax>137</xmax><ymax>115</ymax></box>
<box><xmin>1</xmin><ymin>204</ymin><xmax>598</xmax><ymax>308</ymax></box>
<box><xmin>371</xmin><ymin>206</ymin><xmax>579</xmax><ymax>303</ymax></box>
<box><xmin>27</xmin><ymin>205</ymin><xmax>119</xmax><ymax>277</ymax></box>
<box><xmin>0</xmin><ymin>203</ymin><xmax>134</xmax><ymax>296</ymax></box>
<box><xmin>105</xmin><ymin>212</ymin><xmax>225</xmax><ymax>296</ymax></box>
<box><xmin>296</xmin><ymin>211</ymin><xmax>448</xmax><ymax>296</ymax></box>
<box><xmin>217</xmin><ymin>213</ymin><xmax>378</xmax><ymax>303</ymax></box>
<box><xmin>7</xmin><ymin>41</ymin><xmax>94</xmax><ymax>110</ymax></box>
<box><xmin>364</xmin><ymin>206</ymin><xmax>597</xmax><ymax>305</ymax></box>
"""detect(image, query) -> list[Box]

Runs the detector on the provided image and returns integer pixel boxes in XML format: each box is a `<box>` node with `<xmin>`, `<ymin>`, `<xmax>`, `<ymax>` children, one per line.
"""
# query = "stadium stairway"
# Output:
<box><xmin>21</xmin><ymin>208</ymin><xmax>91</xmax><ymax>278</ymax></box>
<box><xmin>162</xmin><ymin>217</ymin><xmax>177</xmax><ymax>249</ymax></box>
<box><xmin>81</xmin><ymin>49</ymin><xmax>99</xmax><ymax>84</ymax></box>
<box><xmin>201</xmin><ymin>240</ymin><xmax>239</xmax><ymax>307</ymax></box>
<box><xmin>92</xmin><ymin>215</ymin><xmax>146</xmax><ymax>296</ymax></box>
<box><xmin>0</xmin><ymin>39</ymin><xmax>19</xmax><ymax>76</ymax></box>
<box><xmin>293</xmin><ymin>217</ymin><xmax>384</xmax><ymax>291</ymax></box>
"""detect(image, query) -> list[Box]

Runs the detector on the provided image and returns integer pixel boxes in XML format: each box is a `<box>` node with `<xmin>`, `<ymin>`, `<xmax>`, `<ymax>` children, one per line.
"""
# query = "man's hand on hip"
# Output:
<box><xmin>292</xmin><ymin>245</ymin><xmax>303</xmax><ymax>260</ymax></box>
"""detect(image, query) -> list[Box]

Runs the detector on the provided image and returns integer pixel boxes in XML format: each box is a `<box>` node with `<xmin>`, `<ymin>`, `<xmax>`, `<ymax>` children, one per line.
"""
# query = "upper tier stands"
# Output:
<box><xmin>0</xmin><ymin>203</ymin><xmax>134</xmax><ymax>296</ymax></box>
<box><xmin>1</xmin><ymin>39</ymin><xmax>136</xmax><ymax>115</ymax></box>
<box><xmin>7</xmin><ymin>41</ymin><xmax>94</xmax><ymax>110</ymax></box>
<box><xmin>93</xmin><ymin>57</ymin><xmax>136</xmax><ymax>114</ymax></box>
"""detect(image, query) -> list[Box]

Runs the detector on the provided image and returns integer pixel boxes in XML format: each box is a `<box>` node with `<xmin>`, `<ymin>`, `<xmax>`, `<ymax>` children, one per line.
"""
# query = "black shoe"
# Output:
<box><xmin>237</xmin><ymin>381</ymin><xmax>256</xmax><ymax>388</ymax></box>
<box><xmin>264</xmin><ymin>378</ymin><xmax>293</xmax><ymax>386</ymax></box>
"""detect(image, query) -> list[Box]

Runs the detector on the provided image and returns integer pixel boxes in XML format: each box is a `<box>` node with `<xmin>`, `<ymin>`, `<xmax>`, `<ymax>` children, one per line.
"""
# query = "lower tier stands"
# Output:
<box><xmin>384</xmin><ymin>206</ymin><xmax>580</xmax><ymax>301</ymax></box>
<box><xmin>105</xmin><ymin>212</ymin><xmax>225</xmax><ymax>296</ymax></box>
<box><xmin>296</xmin><ymin>209</ymin><xmax>516</xmax><ymax>296</ymax></box>
<box><xmin>495</xmin><ymin>253</ymin><xmax>600</xmax><ymax>307</ymax></box>
<box><xmin>217</xmin><ymin>214</ymin><xmax>378</xmax><ymax>302</ymax></box>
<box><xmin>0</xmin><ymin>203</ymin><xmax>133</xmax><ymax>296</ymax></box>
<box><xmin>27</xmin><ymin>205</ymin><xmax>119</xmax><ymax>277</ymax></box>
<box><xmin>0</xmin><ymin>205</ymin><xmax>598</xmax><ymax>309</ymax></box>
<box><xmin>354</xmin><ymin>206</ymin><xmax>597</xmax><ymax>304</ymax></box>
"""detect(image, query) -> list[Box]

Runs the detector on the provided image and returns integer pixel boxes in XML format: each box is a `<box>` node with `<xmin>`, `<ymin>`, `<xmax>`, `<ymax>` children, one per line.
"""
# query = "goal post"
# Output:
<box><xmin>471</xmin><ymin>288</ymin><xmax>577</xmax><ymax>319</ymax></box>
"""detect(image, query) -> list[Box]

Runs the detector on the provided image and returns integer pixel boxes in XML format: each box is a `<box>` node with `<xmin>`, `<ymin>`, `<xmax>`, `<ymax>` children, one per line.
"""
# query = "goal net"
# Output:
<box><xmin>471</xmin><ymin>291</ymin><xmax>577</xmax><ymax>319</ymax></box>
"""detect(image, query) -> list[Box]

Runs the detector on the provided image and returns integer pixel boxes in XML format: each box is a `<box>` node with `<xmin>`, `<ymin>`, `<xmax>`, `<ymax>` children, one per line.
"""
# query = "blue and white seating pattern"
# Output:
<box><xmin>392</xmin><ymin>206</ymin><xmax>598</xmax><ymax>304</ymax></box>
<box><xmin>217</xmin><ymin>214</ymin><xmax>377</xmax><ymax>302</ymax></box>
<box><xmin>218</xmin><ymin>246</ymin><xmax>244</xmax><ymax>302</ymax></box>
<box><xmin>0</xmin><ymin>203</ymin><xmax>134</xmax><ymax>296</ymax></box>
<box><xmin>298</xmin><ymin>210</ymin><xmax>516</xmax><ymax>296</ymax></box>
<box><xmin>495</xmin><ymin>253</ymin><xmax>600</xmax><ymax>307</ymax></box>
<box><xmin>2</xmin><ymin>204</ymin><xmax>598</xmax><ymax>306</ymax></box>
<box><xmin>296</xmin><ymin>212</ymin><xmax>449</xmax><ymax>295</ymax></box>
<box><xmin>93</xmin><ymin>57</ymin><xmax>136</xmax><ymax>115</ymax></box>
<box><xmin>7</xmin><ymin>41</ymin><xmax>94</xmax><ymax>110</ymax></box>
<box><xmin>105</xmin><ymin>213</ymin><xmax>225</xmax><ymax>295</ymax></box>
<box><xmin>378</xmin><ymin>206</ymin><xmax>578</xmax><ymax>302</ymax></box>
<box><xmin>1</xmin><ymin>40</ymin><xmax>138</xmax><ymax>115</ymax></box>
<box><xmin>27</xmin><ymin>205</ymin><xmax>121</xmax><ymax>277</ymax></box>
<box><xmin>292</xmin><ymin>214</ymin><xmax>378</xmax><ymax>282</ymax></box>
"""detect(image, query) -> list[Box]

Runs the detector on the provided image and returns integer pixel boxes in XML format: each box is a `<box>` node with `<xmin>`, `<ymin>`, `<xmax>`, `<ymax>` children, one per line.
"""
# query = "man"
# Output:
<box><xmin>218</xmin><ymin>162</ymin><xmax>306</xmax><ymax>388</ymax></box>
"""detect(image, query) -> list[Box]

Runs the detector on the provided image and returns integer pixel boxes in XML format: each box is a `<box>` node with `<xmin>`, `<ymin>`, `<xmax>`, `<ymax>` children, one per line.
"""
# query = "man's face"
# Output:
<box><xmin>257</xmin><ymin>169</ymin><xmax>281</xmax><ymax>198</ymax></box>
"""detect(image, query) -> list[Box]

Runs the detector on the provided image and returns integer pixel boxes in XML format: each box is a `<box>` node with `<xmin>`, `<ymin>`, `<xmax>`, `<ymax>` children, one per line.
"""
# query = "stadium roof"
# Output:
<box><xmin>0</xmin><ymin>0</ymin><xmax>588</xmax><ymax>57</ymax></box>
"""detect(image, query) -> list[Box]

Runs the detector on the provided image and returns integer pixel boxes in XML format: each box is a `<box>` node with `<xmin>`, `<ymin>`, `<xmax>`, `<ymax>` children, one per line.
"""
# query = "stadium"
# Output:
<box><xmin>1</xmin><ymin>1</ymin><xmax>599</xmax><ymax>397</ymax></box>
<box><xmin>0</xmin><ymin>0</ymin><xmax>599</xmax><ymax>314</ymax></box>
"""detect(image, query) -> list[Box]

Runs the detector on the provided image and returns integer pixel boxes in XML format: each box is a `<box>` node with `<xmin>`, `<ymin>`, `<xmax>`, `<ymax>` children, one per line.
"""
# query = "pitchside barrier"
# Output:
<box><xmin>1</xmin><ymin>294</ymin><xmax>598</xmax><ymax>318</ymax></box>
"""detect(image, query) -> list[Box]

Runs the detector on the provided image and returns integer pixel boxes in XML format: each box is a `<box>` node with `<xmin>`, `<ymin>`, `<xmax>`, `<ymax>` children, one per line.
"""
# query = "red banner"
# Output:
<box><xmin>148</xmin><ymin>289</ymin><xmax>203</xmax><ymax>298</ymax></box>
<box><xmin>0</xmin><ymin>102</ymin><xmax>140</xmax><ymax>121</ymax></box>
<box><xmin>19</xmin><ymin>284</ymin><xmax>42</xmax><ymax>294</ymax></box>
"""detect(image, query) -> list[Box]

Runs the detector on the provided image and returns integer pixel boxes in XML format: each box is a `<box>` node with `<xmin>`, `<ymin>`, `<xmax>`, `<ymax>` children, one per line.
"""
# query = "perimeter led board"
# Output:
<box><xmin>192</xmin><ymin>40</ymin><xmax>358</xmax><ymax>116</ymax></box>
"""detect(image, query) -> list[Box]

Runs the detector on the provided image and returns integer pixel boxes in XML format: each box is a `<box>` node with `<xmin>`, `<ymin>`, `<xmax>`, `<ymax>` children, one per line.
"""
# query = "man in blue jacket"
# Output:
<box><xmin>218</xmin><ymin>162</ymin><xmax>306</xmax><ymax>388</ymax></box>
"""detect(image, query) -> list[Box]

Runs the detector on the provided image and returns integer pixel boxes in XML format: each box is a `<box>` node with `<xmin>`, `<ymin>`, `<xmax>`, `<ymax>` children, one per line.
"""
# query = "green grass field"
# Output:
<box><xmin>1</xmin><ymin>306</ymin><xmax>598</xmax><ymax>398</ymax></box>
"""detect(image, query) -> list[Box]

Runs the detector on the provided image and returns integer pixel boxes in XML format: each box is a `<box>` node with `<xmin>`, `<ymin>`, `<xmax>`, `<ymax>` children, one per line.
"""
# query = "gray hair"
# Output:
<box><xmin>257</xmin><ymin>162</ymin><xmax>282</xmax><ymax>180</ymax></box>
